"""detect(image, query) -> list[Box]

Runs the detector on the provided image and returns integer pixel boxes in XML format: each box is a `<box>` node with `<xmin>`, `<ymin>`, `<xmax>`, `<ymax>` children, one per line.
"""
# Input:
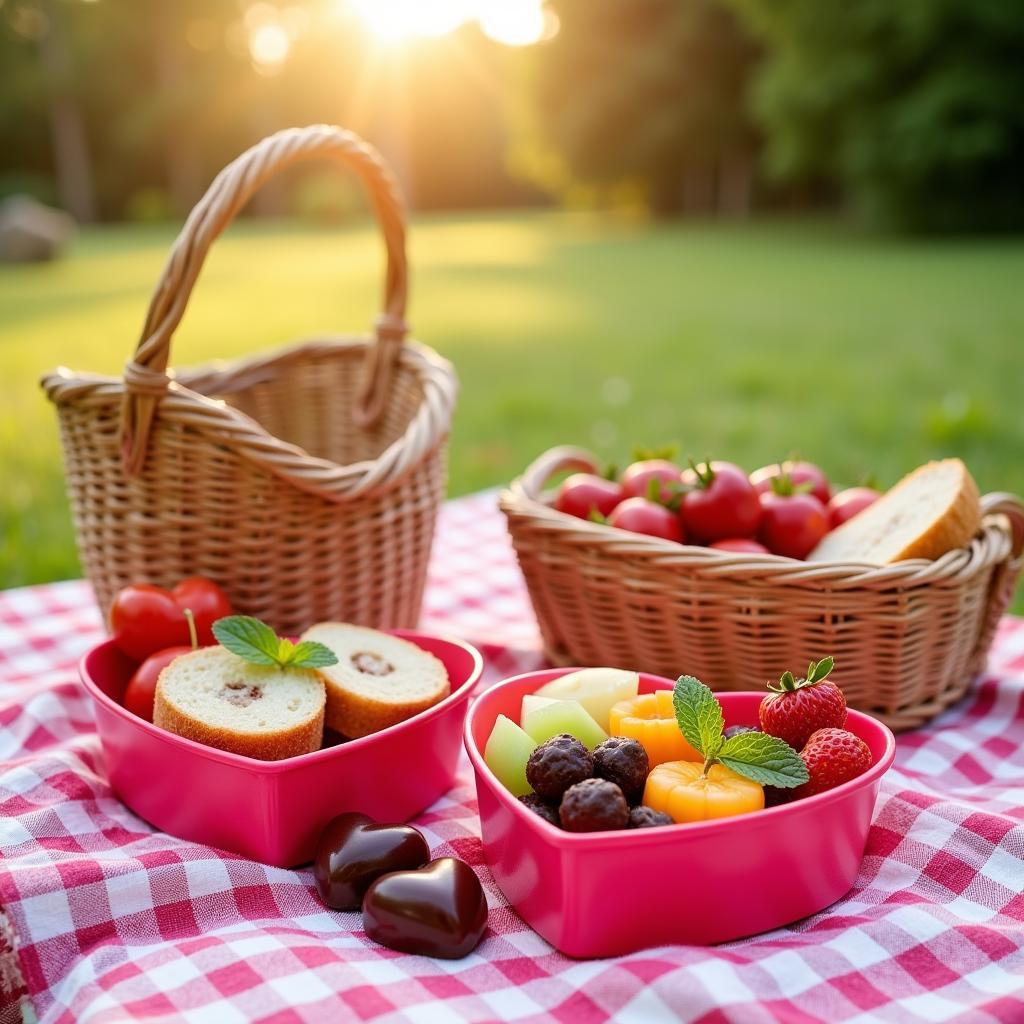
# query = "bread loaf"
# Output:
<box><xmin>300</xmin><ymin>623</ymin><xmax>450</xmax><ymax>738</ymax></box>
<box><xmin>153</xmin><ymin>646</ymin><xmax>325</xmax><ymax>760</ymax></box>
<box><xmin>809</xmin><ymin>458</ymin><xmax>980</xmax><ymax>564</ymax></box>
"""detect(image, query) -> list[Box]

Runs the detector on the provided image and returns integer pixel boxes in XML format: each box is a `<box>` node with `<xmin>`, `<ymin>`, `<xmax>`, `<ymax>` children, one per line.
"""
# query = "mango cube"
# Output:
<box><xmin>484</xmin><ymin>714</ymin><xmax>537</xmax><ymax>796</ymax></box>
<box><xmin>521</xmin><ymin>699</ymin><xmax>608</xmax><ymax>750</ymax></box>
<box><xmin>535</xmin><ymin>668</ymin><xmax>639</xmax><ymax>731</ymax></box>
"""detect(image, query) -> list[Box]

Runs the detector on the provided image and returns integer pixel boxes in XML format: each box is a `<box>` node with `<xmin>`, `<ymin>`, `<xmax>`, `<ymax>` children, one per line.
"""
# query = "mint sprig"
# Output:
<box><xmin>672</xmin><ymin>675</ymin><xmax>809</xmax><ymax>789</ymax></box>
<box><xmin>212</xmin><ymin>616</ymin><xmax>338</xmax><ymax>670</ymax></box>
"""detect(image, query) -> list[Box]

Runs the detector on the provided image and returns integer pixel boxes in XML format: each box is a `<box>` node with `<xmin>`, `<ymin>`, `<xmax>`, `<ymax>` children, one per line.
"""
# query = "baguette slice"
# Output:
<box><xmin>154</xmin><ymin>646</ymin><xmax>325</xmax><ymax>760</ymax></box>
<box><xmin>301</xmin><ymin>623</ymin><xmax>450</xmax><ymax>739</ymax></box>
<box><xmin>809</xmin><ymin>458</ymin><xmax>980</xmax><ymax>564</ymax></box>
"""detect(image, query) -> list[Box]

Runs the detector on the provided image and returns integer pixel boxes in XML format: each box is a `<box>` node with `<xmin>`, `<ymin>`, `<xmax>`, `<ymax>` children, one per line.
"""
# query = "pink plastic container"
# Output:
<box><xmin>81</xmin><ymin>630</ymin><xmax>483</xmax><ymax>867</ymax></box>
<box><xmin>465</xmin><ymin>668</ymin><xmax>895</xmax><ymax>957</ymax></box>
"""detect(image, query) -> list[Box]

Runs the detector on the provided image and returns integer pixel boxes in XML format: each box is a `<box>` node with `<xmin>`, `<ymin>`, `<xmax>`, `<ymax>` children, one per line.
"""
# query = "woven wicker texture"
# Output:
<box><xmin>501</xmin><ymin>447</ymin><xmax>1024</xmax><ymax>730</ymax></box>
<box><xmin>42</xmin><ymin>125</ymin><xmax>457</xmax><ymax>635</ymax></box>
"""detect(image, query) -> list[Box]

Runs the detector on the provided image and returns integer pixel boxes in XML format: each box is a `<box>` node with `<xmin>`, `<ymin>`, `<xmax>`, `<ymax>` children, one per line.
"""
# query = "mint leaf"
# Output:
<box><xmin>213</xmin><ymin>616</ymin><xmax>281</xmax><ymax>666</ymax></box>
<box><xmin>718</xmin><ymin>732</ymin><xmax>809</xmax><ymax>789</ymax></box>
<box><xmin>287</xmin><ymin>640</ymin><xmax>338</xmax><ymax>669</ymax></box>
<box><xmin>672</xmin><ymin>675</ymin><xmax>724</xmax><ymax>757</ymax></box>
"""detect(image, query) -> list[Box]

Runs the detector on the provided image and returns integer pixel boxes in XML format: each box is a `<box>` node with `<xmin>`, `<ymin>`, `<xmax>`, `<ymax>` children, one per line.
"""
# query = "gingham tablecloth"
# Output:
<box><xmin>1</xmin><ymin>493</ymin><xmax>1023</xmax><ymax>1024</ymax></box>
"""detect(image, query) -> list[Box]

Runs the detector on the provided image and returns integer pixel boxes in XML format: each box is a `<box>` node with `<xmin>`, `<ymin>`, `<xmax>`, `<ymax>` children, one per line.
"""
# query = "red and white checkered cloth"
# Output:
<box><xmin>1</xmin><ymin>491</ymin><xmax>1023</xmax><ymax>1024</ymax></box>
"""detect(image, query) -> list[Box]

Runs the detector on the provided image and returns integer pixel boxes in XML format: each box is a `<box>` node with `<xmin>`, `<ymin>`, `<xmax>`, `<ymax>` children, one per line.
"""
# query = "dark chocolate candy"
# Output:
<box><xmin>362</xmin><ymin>857</ymin><xmax>488</xmax><ymax>959</ymax></box>
<box><xmin>313</xmin><ymin>812</ymin><xmax>430</xmax><ymax>911</ymax></box>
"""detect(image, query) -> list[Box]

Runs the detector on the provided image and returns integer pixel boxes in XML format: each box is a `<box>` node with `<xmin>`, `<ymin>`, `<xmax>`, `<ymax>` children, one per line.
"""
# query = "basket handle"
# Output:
<box><xmin>981</xmin><ymin>492</ymin><xmax>1024</xmax><ymax>559</ymax></box>
<box><xmin>120</xmin><ymin>124</ymin><xmax>408</xmax><ymax>476</ymax></box>
<box><xmin>517</xmin><ymin>445</ymin><xmax>601</xmax><ymax>498</ymax></box>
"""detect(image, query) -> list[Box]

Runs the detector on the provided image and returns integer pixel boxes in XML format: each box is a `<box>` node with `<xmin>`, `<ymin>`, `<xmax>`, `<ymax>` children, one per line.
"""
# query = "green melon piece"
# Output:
<box><xmin>520</xmin><ymin>694</ymin><xmax>559</xmax><ymax>721</ymax></box>
<box><xmin>535</xmin><ymin>668</ymin><xmax>640</xmax><ymax>731</ymax></box>
<box><xmin>521</xmin><ymin>699</ymin><xmax>608</xmax><ymax>750</ymax></box>
<box><xmin>483</xmin><ymin>714</ymin><xmax>537</xmax><ymax>796</ymax></box>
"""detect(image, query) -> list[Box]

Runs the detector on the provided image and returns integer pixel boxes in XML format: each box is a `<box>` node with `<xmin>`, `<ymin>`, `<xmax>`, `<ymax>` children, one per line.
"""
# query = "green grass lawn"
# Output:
<box><xmin>2</xmin><ymin>211</ymin><xmax>1023</xmax><ymax>611</ymax></box>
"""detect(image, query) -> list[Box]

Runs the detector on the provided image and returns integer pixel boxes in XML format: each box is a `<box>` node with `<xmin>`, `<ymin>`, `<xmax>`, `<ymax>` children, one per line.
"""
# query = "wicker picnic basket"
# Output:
<box><xmin>501</xmin><ymin>446</ymin><xmax>1024</xmax><ymax>730</ymax></box>
<box><xmin>42</xmin><ymin>125</ymin><xmax>457</xmax><ymax>636</ymax></box>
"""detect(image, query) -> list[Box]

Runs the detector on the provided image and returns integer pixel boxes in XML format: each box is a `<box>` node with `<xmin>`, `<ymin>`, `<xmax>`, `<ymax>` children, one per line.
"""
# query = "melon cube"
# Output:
<box><xmin>520</xmin><ymin>694</ymin><xmax>559</xmax><ymax>722</ymax></box>
<box><xmin>535</xmin><ymin>668</ymin><xmax>640</xmax><ymax>731</ymax></box>
<box><xmin>484</xmin><ymin>714</ymin><xmax>537</xmax><ymax>796</ymax></box>
<box><xmin>521</xmin><ymin>699</ymin><xmax>608</xmax><ymax>750</ymax></box>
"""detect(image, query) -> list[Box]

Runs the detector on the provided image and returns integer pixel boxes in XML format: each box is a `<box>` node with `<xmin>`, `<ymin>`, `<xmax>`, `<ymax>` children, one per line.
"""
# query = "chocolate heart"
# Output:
<box><xmin>362</xmin><ymin>857</ymin><xmax>488</xmax><ymax>959</ymax></box>
<box><xmin>313</xmin><ymin>812</ymin><xmax>430</xmax><ymax>911</ymax></box>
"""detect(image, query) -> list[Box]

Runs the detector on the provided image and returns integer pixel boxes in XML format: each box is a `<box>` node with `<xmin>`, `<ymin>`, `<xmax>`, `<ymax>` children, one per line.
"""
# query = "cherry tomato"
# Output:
<box><xmin>122</xmin><ymin>646</ymin><xmax>192</xmax><ymax>722</ymax></box>
<box><xmin>620</xmin><ymin>459</ymin><xmax>682</xmax><ymax>504</ymax></box>
<box><xmin>608</xmin><ymin>497</ymin><xmax>684</xmax><ymax>542</ymax></box>
<box><xmin>710</xmin><ymin>538</ymin><xmax>771</xmax><ymax>554</ymax></box>
<box><xmin>750</xmin><ymin>461</ymin><xmax>831</xmax><ymax>505</ymax></box>
<box><xmin>555</xmin><ymin>473</ymin><xmax>623</xmax><ymax>520</ymax></box>
<box><xmin>827</xmin><ymin>487</ymin><xmax>879</xmax><ymax>528</ymax></box>
<box><xmin>679</xmin><ymin>461</ymin><xmax>761</xmax><ymax>542</ymax></box>
<box><xmin>110</xmin><ymin>577</ymin><xmax>231</xmax><ymax>661</ymax></box>
<box><xmin>758</xmin><ymin>491</ymin><xmax>829</xmax><ymax>559</ymax></box>
<box><xmin>171</xmin><ymin>577</ymin><xmax>233</xmax><ymax>646</ymax></box>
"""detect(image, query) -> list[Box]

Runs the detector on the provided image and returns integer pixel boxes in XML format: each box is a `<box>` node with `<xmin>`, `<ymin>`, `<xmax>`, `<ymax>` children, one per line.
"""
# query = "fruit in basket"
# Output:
<box><xmin>559</xmin><ymin>778</ymin><xmax>630</xmax><ymax>832</ymax></box>
<box><xmin>534</xmin><ymin>667</ymin><xmax>639</xmax><ymax>731</ymax></box>
<box><xmin>609</xmin><ymin>690</ymin><xmax>701</xmax><ymax>766</ymax></box>
<box><xmin>592</xmin><ymin>736</ymin><xmax>649</xmax><ymax>802</ymax></box>
<box><xmin>555</xmin><ymin>473</ymin><xmax>623</xmax><ymax>520</ymax></box>
<box><xmin>526</xmin><ymin>733</ymin><xmax>594</xmax><ymax>801</ymax></box>
<box><xmin>643</xmin><ymin>760</ymin><xmax>765</xmax><ymax>823</ymax></box>
<box><xmin>362</xmin><ymin>857</ymin><xmax>488</xmax><ymax>959</ymax></box>
<box><xmin>484</xmin><ymin>715</ymin><xmax>537</xmax><ymax>796</ymax></box>
<box><xmin>628</xmin><ymin>805</ymin><xmax>673</xmax><ymax>828</ymax></box>
<box><xmin>679</xmin><ymin>460</ymin><xmax>762</xmax><ymax>542</ymax></box>
<box><xmin>757</xmin><ymin>481</ymin><xmax>829</xmax><ymax>559</ymax></box>
<box><xmin>607</xmin><ymin>497</ymin><xmax>684</xmax><ymax>542</ymax></box>
<box><xmin>110</xmin><ymin>577</ymin><xmax>232</xmax><ymax>661</ymax></box>
<box><xmin>313</xmin><ymin>812</ymin><xmax>430</xmax><ymax>911</ymax></box>
<box><xmin>793</xmin><ymin>727</ymin><xmax>873</xmax><ymax>798</ymax></box>
<box><xmin>519</xmin><ymin>793</ymin><xmax>562</xmax><ymax>826</ymax></box>
<box><xmin>827</xmin><ymin>486</ymin><xmax>880</xmax><ymax>528</ymax></box>
<box><xmin>710</xmin><ymin>538</ymin><xmax>770</xmax><ymax>554</ymax></box>
<box><xmin>759</xmin><ymin>657</ymin><xmax>847</xmax><ymax>749</ymax></box>
<box><xmin>750</xmin><ymin>460</ymin><xmax>831</xmax><ymax>506</ymax></box>
<box><xmin>620</xmin><ymin>458</ymin><xmax>682</xmax><ymax>504</ymax></box>
<box><xmin>522</xmin><ymin>699</ymin><xmax>608</xmax><ymax>749</ymax></box>
<box><xmin>809</xmin><ymin>459</ymin><xmax>981</xmax><ymax>564</ymax></box>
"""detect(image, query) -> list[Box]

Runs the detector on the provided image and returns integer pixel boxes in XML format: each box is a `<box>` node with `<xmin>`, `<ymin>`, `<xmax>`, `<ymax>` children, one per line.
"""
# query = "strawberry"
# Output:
<box><xmin>793</xmin><ymin>727</ymin><xmax>873</xmax><ymax>798</ymax></box>
<box><xmin>758</xmin><ymin>656</ymin><xmax>846</xmax><ymax>750</ymax></box>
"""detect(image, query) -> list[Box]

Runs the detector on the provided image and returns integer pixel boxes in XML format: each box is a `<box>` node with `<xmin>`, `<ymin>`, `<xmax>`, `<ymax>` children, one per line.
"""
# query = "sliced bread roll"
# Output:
<box><xmin>809</xmin><ymin>458</ymin><xmax>981</xmax><ymax>564</ymax></box>
<box><xmin>153</xmin><ymin>646</ymin><xmax>325</xmax><ymax>760</ymax></box>
<box><xmin>300</xmin><ymin>623</ymin><xmax>450</xmax><ymax>739</ymax></box>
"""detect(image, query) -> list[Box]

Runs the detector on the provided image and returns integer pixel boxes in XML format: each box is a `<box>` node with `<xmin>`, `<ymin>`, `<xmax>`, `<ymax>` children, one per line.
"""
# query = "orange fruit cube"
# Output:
<box><xmin>643</xmin><ymin>760</ymin><xmax>764</xmax><ymax>823</ymax></box>
<box><xmin>608</xmin><ymin>690</ymin><xmax>701</xmax><ymax>766</ymax></box>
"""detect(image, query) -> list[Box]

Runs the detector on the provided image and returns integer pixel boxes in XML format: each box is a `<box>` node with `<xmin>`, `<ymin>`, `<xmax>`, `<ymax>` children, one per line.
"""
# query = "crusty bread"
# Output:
<box><xmin>809</xmin><ymin>458</ymin><xmax>981</xmax><ymax>564</ymax></box>
<box><xmin>300</xmin><ymin>623</ymin><xmax>450</xmax><ymax>739</ymax></box>
<box><xmin>153</xmin><ymin>646</ymin><xmax>325</xmax><ymax>760</ymax></box>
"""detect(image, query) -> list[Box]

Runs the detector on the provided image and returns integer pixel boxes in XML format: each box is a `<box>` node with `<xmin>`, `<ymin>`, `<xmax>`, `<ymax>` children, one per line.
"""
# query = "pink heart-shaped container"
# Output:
<box><xmin>81</xmin><ymin>630</ymin><xmax>483</xmax><ymax>866</ymax></box>
<box><xmin>465</xmin><ymin>668</ymin><xmax>895</xmax><ymax>957</ymax></box>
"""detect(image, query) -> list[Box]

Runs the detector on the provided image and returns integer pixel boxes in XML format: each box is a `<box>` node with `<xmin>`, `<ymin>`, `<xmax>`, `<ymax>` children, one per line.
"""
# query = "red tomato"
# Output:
<box><xmin>827</xmin><ymin>487</ymin><xmax>880</xmax><ymax>528</ymax></box>
<box><xmin>750</xmin><ymin>461</ymin><xmax>831</xmax><ymax>505</ymax></box>
<box><xmin>679</xmin><ymin>461</ymin><xmax>761</xmax><ymax>542</ymax></box>
<box><xmin>608</xmin><ymin>497</ymin><xmax>684</xmax><ymax>542</ymax></box>
<box><xmin>110</xmin><ymin>577</ymin><xmax>232</xmax><ymax>661</ymax></box>
<box><xmin>620</xmin><ymin>459</ymin><xmax>682</xmax><ymax>504</ymax></box>
<box><xmin>758</xmin><ymin>491</ymin><xmax>829</xmax><ymax>559</ymax></box>
<box><xmin>555</xmin><ymin>473</ymin><xmax>623</xmax><ymax>520</ymax></box>
<box><xmin>172</xmin><ymin>577</ymin><xmax>234</xmax><ymax>646</ymax></box>
<box><xmin>122</xmin><ymin>646</ymin><xmax>192</xmax><ymax>722</ymax></box>
<box><xmin>710</xmin><ymin>538</ymin><xmax>771</xmax><ymax>554</ymax></box>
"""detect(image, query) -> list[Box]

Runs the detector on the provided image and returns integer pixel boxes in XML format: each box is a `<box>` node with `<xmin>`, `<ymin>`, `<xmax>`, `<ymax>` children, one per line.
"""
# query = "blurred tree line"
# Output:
<box><xmin>2</xmin><ymin>0</ymin><xmax>1022</xmax><ymax>232</ymax></box>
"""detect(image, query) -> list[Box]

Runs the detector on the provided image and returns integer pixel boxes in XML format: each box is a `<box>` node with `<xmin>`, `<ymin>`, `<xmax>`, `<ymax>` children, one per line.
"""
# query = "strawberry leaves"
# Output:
<box><xmin>672</xmin><ymin>675</ymin><xmax>809</xmax><ymax>789</ymax></box>
<box><xmin>769</xmin><ymin>655</ymin><xmax>834</xmax><ymax>693</ymax></box>
<box><xmin>213</xmin><ymin>615</ymin><xmax>338</xmax><ymax>670</ymax></box>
